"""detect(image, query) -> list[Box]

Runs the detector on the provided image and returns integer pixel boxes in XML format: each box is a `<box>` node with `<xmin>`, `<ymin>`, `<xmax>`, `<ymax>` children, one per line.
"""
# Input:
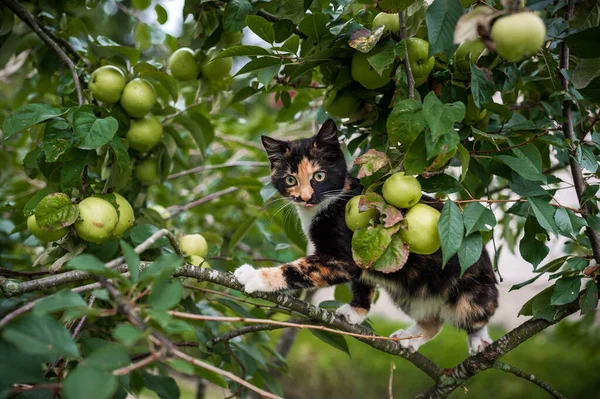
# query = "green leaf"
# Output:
<box><xmin>425</xmin><ymin>0</ymin><xmax>462</xmax><ymax>57</ymax></box>
<box><xmin>372</xmin><ymin>232</ymin><xmax>410</xmax><ymax>273</ymax></box>
<box><xmin>377</xmin><ymin>0</ymin><xmax>415</xmax><ymax>13</ymax></box>
<box><xmin>73</xmin><ymin>111</ymin><xmax>118</xmax><ymax>150</ymax></box>
<box><xmin>470</xmin><ymin>63</ymin><xmax>494</xmax><ymax>108</ymax></box>
<box><xmin>130</xmin><ymin>224</ymin><xmax>168</xmax><ymax>248</ymax></box>
<box><xmin>257</xmin><ymin>62</ymin><xmax>282</xmax><ymax>87</ymax></box>
<box><xmin>354</xmin><ymin>149</ymin><xmax>390</xmax><ymax>178</ymax></box>
<box><xmin>33</xmin><ymin>289</ymin><xmax>87</xmax><ymax>315</ymax></box>
<box><xmin>134</xmin><ymin>22</ymin><xmax>151</xmax><ymax>50</ymax></box>
<box><xmin>457</xmin><ymin>143</ymin><xmax>469</xmax><ymax>182</ymax></box>
<box><xmin>235</xmin><ymin>57</ymin><xmax>282</xmax><ymax>76</ymax></box>
<box><xmin>550</xmin><ymin>276</ymin><xmax>582</xmax><ymax>306</ymax></box>
<box><xmin>571</xmin><ymin>0</ymin><xmax>600</xmax><ymax>30</ymax></box>
<box><xmin>277</xmin><ymin>0</ymin><xmax>306</xmax><ymax>24</ymax></box>
<box><xmin>565</xmin><ymin>27</ymin><xmax>600</xmax><ymax>58</ymax></box>
<box><xmin>229</xmin><ymin>216</ymin><xmax>258</xmax><ymax>251</ymax></box>
<box><xmin>67</xmin><ymin>254</ymin><xmax>120</xmax><ymax>278</ymax></box>
<box><xmin>387</xmin><ymin>99</ymin><xmax>426</xmax><ymax>150</ymax></box>
<box><xmin>94</xmin><ymin>35</ymin><xmax>140</xmax><ymax>64</ymax></box>
<box><xmin>417</xmin><ymin>174</ymin><xmax>462</xmax><ymax>194</ymax></box>
<box><xmin>148</xmin><ymin>279</ymin><xmax>183</xmax><ymax>311</ymax></box>
<box><xmin>580</xmin><ymin>280</ymin><xmax>599</xmax><ymax>314</ymax></box>
<box><xmin>2</xmin><ymin>313</ymin><xmax>80</xmax><ymax>358</ymax></box>
<box><xmin>532</xmin><ymin>287</ymin><xmax>557</xmax><ymax>321</ymax></box>
<box><xmin>519</xmin><ymin>217</ymin><xmax>549</xmax><ymax>268</ymax></box>
<box><xmin>352</xmin><ymin>225</ymin><xmax>393</xmax><ymax>268</ymax></box>
<box><xmin>282</xmin><ymin>35</ymin><xmax>300</xmax><ymax>53</ymax></box>
<box><xmin>134</xmin><ymin>62</ymin><xmax>179</xmax><ymax>101</ymax></box>
<box><xmin>457</xmin><ymin>233</ymin><xmax>482</xmax><ymax>275</ymax></box>
<box><xmin>86</xmin><ymin>342</ymin><xmax>130</xmax><ymax>371</ymax></box>
<box><xmin>63</xmin><ymin>364</ymin><xmax>117</xmax><ymax>399</ymax></box>
<box><xmin>576</xmin><ymin>144</ymin><xmax>598</xmax><ymax>173</ymax></box>
<box><xmin>142</xmin><ymin>372</ymin><xmax>180</xmax><ymax>399</ymax></box>
<box><xmin>567</xmin><ymin>257</ymin><xmax>588</xmax><ymax>271</ymax></box>
<box><xmin>309</xmin><ymin>330</ymin><xmax>350</xmax><ymax>356</ymax></box>
<box><xmin>462</xmin><ymin>202</ymin><xmax>496</xmax><ymax>235</ymax></box>
<box><xmin>422</xmin><ymin>92</ymin><xmax>465</xmax><ymax>142</ymax></box>
<box><xmin>223</xmin><ymin>0</ymin><xmax>254</xmax><ymax>32</ymax></box>
<box><xmin>404</xmin><ymin>133</ymin><xmax>428</xmax><ymax>175</ymax></box>
<box><xmin>510</xmin><ymin>256</ymin><xmax>568</xmax><ymax>291</ymax></box>
<box><xmin>496</xmin><ymin>155</ymin><xmax>547</xmax><ymax>183</ymax></box>
<box><xmin>367</xmin><ymin>40</ymin><xmax>397</xmax><ymax>75</ymax></box>
<box><xmin>527</xmin><ymin>197</ymin><xmax>559</xmax><ymax>236</ymax></box>
<box><xmin>35</xmin><ymin>192</ymin><xmax>79</xmax><ymax>230</ymax></box>
<box><xmin>155</xmin><ymin>4</ymin><xmax>168</xmax><ymax>24</ymax></box>
<box><xmin>42</xmin><ymin>128</ymin><xmax>74</xmax><ymax>162</ymax></box>
<box><xmin>215</xmin><ymin>45</ymin><xmax>271</xmax><ymax>59</ymax></box>
<box><xmin>120</xmin><ymin>240</ymin><xmax>140</xmax><ymax>283</ymax></box>
<box><xmin>113</xmin><ymin>323</ymin><xmax>144</xmax><ymax>348</ymax></box>
<box><xmin>554</xmin><ymin>207</ymin><xmax>588</xmax><ymax>237</ymax></box>
<box><xmin>298</xmin><ymin>12</ymin><xmax>330</xmax><ymax>42</ymax></box>
<box><xmin>0</xmin><ymin>341</ymin><xmax>45</xmax><ymax>386</ymax></box>
<box><xmin>245</xmin><ymin>15</ymin><xmax>275</xmax><ymax>43</ymax></box>
<box><xmin>139</xmin><ymin>253</ymin><xmax>183</xmax><ymax>283</ymax></box>
<box><xmin>3</xmin><ymin>104</ymin><xmax>66</xmax><ymax>137</ymax></box>
<box><xmin>23</xmin><ymin>186</ymin><xmax>57</xmax><ymax>216</ymax></box>
<box><xmin>438</xmin><ymin>200</ymin><xmax>464</xmax><ymax>266</ymax></box>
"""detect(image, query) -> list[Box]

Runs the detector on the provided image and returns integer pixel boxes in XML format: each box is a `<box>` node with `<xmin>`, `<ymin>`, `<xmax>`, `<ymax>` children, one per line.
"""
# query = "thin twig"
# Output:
<box><xmin>169</xmin><ymin>311</ymin><xmax>420</xmax><ymax>342</ymax></box>
<box><xmin>208</xmin><ymin>322</ymin><xmax>297</xmax><ymax>347</ymax></box>
<box><xmin>389</xmin><ymin>362</ymin><xmax>396</xmax><ymax>399</ymax></box>
<box><xmin>2</xmin><ymin>0</ymin><xmax>84</xmax><ymax>104</ymax></box>
<box><xmin>161</xmin><ymin>101</ymin><xmax>203</xmax><ymax>123</ymax></box>
<box><xmin>167</xmin><ymin>161</ymin><xmax>270</xmax><ymax>180</ymax></box>
<box><xmin>493</xmin><ymin>361</ymin><xmax>566</xmax><ymax>399</ymax></box>
<box><xmin>214</xmin><ymin>132</ymin><xmax>265</xmax><ymax>150</ymax></box>
<box><xmin>399</xmin><ymin>12</ymin><xmax>414</xmax><ymax>99</ymax></box>
<box><xmin>173</xmin><ymin>348</ymin><xmax>283</xmax><ymax>399</ymax></box>
<box><xmin>423</xmin><ymin>198</ymin><xmax>582</xmax><ymax>214</ymax></box>
<box><xmin>470</xmin><ymin>132</ymin><xmax>549</xmax><ymax>155</ymax></box>
<box><xmin>113</xmin><ymin>351</ymin><xmax>163</xmax><ymax>376</ymax></box>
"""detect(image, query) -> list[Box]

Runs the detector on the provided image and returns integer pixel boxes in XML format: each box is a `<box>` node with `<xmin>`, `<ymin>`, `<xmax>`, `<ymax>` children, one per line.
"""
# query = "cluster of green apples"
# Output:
<box><xmin>323</xmin><ymin>12</ymin><xmax>435</xmax><ymax>119</ymax></box>
<box><xmin>178</xmin><ymin>233</ymin><xmax>211</xmax><ymax>268</ymax></box>
<box><xmin>345</xmin><ymin>172</ymin><xmax>441</xmax><ymax>255</ymax></box>
<box><xmin>27</xmin><ymin>193</ymin><xmax>135</xmax><ymax>244</ymax></box>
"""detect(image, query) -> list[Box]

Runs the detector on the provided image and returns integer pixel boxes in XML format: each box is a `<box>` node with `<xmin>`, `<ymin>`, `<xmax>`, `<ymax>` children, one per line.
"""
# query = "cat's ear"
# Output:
<box><xmin>315</xmin><ymin>119</ymin><xmax>339</xmax><ymax>148</ymax></box>
<box><xmin>261</xmin><ymin>135</ymin><xmax>289</xmax><ymax>160</ymax></box>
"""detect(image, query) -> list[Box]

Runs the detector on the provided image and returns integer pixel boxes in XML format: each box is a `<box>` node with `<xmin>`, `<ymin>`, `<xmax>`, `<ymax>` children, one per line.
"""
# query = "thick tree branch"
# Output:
<box><xmin>420</xmin><ymin>300</ymin><xmax>579</xmax><ymax>398</ymax></box>
<box><xmin>558</xmin><ymin>0</ymin><xmax>600</xmax><ymax>265</ymax></box>
<box><xmin>1</xmin><ymin>0</ymin><xmax>84</xmax><ymax>105</ymax></box>
<box><xmin>492</xmin><ymin>361</ymin><xmax>566</xmax><ymax>399</ymax></box>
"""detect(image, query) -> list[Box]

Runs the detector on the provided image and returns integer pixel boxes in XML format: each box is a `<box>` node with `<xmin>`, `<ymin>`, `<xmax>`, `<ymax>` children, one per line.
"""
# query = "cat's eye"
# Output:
<box><xmin>313</xmin><ymin>171</ymin><xmax>326</xmax><ymax>182</ymax></box>
<box><xmin>284</xmin><ymin>175</ymin><xmax>297</xmax><ymax>186</ymax></box>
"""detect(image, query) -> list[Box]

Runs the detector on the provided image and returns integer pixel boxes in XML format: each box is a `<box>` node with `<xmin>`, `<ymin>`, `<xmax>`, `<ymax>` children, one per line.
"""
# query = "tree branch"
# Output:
<box><xmin>558</xmin><ymin>0</ymin><xmax>600</xmax><ymax>265</ymax></box>
<box><xmin>492</xmin><ymin>361</ymin><xmax>566</xmax><ymax>399</ymax></box>
<box><xmin>399</xmin><ymin>12</ymin><xmax>415</xmax><ymax>99</ymax></box>
<box><xmin>2</xmin><ymin>0</ymin><xmax>84</xmax><ymax>105</ymax></box>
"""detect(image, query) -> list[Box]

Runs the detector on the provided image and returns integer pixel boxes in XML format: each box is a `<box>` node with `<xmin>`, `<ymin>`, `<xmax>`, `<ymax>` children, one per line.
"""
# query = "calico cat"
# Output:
<box><xmin>234</xmin><ymin>119</ymin><xmax>499</xmax><ymax>354</ymax></box>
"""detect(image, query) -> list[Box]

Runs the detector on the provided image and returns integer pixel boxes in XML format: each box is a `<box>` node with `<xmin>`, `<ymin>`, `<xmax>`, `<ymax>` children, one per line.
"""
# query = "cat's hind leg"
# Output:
<box><xmin>467</xmin><ymin>325</ymin><xmax>492</xmax><ymax>355</ymax></box>
<box><xmin>336</xmin><ymin>280</ymin><xmax>374</xmax><ymax>325</ymax></box>
<box><xmin>390</xmin><ymin>319</ymin><xmax>443</xmax><ymax>352</ymax></box>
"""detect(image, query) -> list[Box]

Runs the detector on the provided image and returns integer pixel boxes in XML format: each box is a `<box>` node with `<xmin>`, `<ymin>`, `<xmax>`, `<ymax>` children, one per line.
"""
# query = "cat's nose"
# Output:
<box><xmin>300</xmin><ymin>193</ymin><xmax>312</xmax><ymax>202</ymax></box>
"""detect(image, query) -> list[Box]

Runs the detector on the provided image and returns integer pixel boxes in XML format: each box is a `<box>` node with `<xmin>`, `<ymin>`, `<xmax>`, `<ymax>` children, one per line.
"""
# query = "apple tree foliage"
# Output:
<box><xmin>0</xmin><ymin>0</ymin><xmax>599</xmax><ymax>398</ymax></box>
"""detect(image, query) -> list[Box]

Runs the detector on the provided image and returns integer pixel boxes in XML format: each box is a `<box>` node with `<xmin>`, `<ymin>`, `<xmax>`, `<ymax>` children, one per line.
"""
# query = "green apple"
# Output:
<box><xmin>120</xmin><ymin>78</ymin><xmax>157</xmax><ymax>118</ymax></box>
<box><xmin>399</xmin><ymin>204</ymin><xmax>441</xmax><ymax>255</ymax></box>
<box><xmin>74</xmin><ymin>197</ymin><xmax>119</xmax><ymax>244</ymax></box>
<box><xmin>491</xmin><ymin>12</ymin><xmax>546</xmax><ymax>62</ymax></box>
<box><xmin>135</xmin><ymin>158</ymin><xmax>159</xmax><ymax>185</ymax></box>
<box><xmin>202</xmin><ymin>57</ymin><xmax>233</xmax><ymax>81</ymax></box>
<box><xmin>224</xmin><ymin>31</ymin><xmax>243</xmax><ymax>46</ymax></box>
<box><xmin>454</xmin><ymin>40</ymin><xmax>487</xmax><ymax>73</ymax></box>
<box><xmin>464</xmin><ymin>94</ymin><xmax>487</xmax><ymax>125</ymax></box>
<box><xmin>168</xmin><ymin>48</ymin><xmax>200</xmax><ymax>81</ymax></box>
<box><xmin>27</xmin><ymin>214</ymin><xmax>68</xmax><ymax>242</ymax></box>
<box><xmin>323</xmin><ymin>89</ymin><xmax>360</xmax><ymax>118</ymax></box>
<box><xmin>382</xmin><ymin>172</ymin><xmax>422</xmax><ymax>209</ymax></box>
<box><xmin>179</xmin><ymin>234</ymin><xmax>208</xmax><ymax>257</ymax></box>
<box><xmin>189</xmin><ymin>255</ymin><xmax>211</xmax><ymax>268</ymax></box>
<box><xmin>345</xmin><ymin>195</ymin><xmax>380</xmax><ymax>231</ymax></box>
<box><xmin>372</xmin><ymin>12</ymin><xmax>400</xmax><ymax>34</ymax></box>
<box><xmin>110</xmin><ymin>193</ymin><xmax>135</xmax><ymax>238</ymax></box>
<box><xmin>406</xmin><ymin>38</ymin><xmax>435</xmax><ymax>79</ymax></box>
<box><xmin>88</xmin><ymin>65</ymin><xmax>126</xmax><ymax>104</ymax></box>
<box><xmin>351</xmin><ymin>45</ymin><xmax>396</xmax><ymax>89</ymax></box>
<box><xmin>125</xmin><ymin>114</ymin><xmax>163</xmax><ymax>152</ymax></box>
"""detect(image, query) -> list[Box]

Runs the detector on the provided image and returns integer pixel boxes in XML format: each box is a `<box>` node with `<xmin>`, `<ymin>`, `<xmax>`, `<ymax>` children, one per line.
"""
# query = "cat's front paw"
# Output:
<box><xmin>335</xmin><ymin>304</ymin><xmax>368</xmax><ymax>325</ymax></box>
<box><xmin>233</xmin><ymin>264</ymin><xmax>271</xmax><ymax>294</ymax></box>
<box><xmin>390</xmin><ymin>328</ymin><xmax>426</xmax><ymax>353</ymax></box>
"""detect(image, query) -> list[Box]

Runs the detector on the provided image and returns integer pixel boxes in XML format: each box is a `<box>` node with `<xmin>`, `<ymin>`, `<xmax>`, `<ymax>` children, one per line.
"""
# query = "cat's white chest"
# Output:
<box><xmin>294</xmin><ymin>205</ymin><xmax>320</xmax><ymax>255</ymax></box>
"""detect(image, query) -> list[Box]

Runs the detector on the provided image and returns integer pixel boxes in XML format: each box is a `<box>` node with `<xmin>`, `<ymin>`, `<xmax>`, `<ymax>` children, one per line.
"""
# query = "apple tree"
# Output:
<box><xmin>0</xmin><ymin>0</ymin><xmax>599</xmax><ymax>398</ymax></box>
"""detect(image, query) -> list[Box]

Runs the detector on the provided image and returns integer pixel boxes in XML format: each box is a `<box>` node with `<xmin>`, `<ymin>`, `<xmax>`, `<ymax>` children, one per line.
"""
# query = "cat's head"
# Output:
<box><xmin>262</xmin><ymin>119</ymin><xmax>348</xmax><ymax>208</ymax></box>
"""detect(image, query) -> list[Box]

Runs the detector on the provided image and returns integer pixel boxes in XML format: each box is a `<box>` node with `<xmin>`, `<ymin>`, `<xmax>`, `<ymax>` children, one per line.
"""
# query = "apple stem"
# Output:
<box><xmin>398</xmin><ymin>12</ymin><xmax>415</xmax><ymax>99</ymax></box>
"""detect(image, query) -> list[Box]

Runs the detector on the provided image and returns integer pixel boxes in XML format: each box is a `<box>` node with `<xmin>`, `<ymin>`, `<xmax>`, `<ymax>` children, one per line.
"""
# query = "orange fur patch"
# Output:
<box><xmin>455</xmin><ymin>295</ymin><xmax>485</xmax><ymax>323</ymax></box>
<box><xmin>259</xmin><ymin>268</ymin><xmax>286</xmax><ymax>290</ymax></box>
<box><xmin>417</xmin><ymin>319</ymin><xmax>443</xmax><ymax>340</ymax></box>
<box><xmin>286</xmin><ymin>158</ymin><xmax>320</xmax><ymax>202</ymax></box>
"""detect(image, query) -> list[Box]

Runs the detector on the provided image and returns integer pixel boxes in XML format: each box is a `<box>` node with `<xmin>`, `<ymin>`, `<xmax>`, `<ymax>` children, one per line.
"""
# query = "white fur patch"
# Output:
<box><xmin>467</xmin><ymin>326</ymin><xmax>492</xmax><ymax>355</ymax></box>
<box><xmin>390</xmin><ymin>324</ymin><xmax>428</xmax><ymax>352</ymax></box>
<box><xmin>234</xmin><ymin>264</ymin><xmax>275</xmax><ymax>293</ymax></box>
<box><xmin>335</xmin><ymin>304</ymin><xmax>368</xmax><ymax>325</ymax></box>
